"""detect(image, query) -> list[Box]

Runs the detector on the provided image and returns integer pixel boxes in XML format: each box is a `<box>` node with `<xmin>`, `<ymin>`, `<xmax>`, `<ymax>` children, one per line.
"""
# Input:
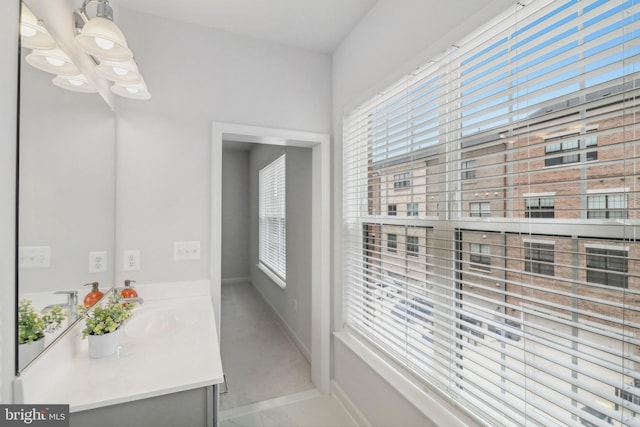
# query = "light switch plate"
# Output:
<box><xmin>174</xmin><ymin>241</ymin><xmax>200</xmax><ymax>261</ymax></box>
<box><xmin>19</xmin><ymin>246</ymin><xmax>51</xmax><ymax>269</ymax></box>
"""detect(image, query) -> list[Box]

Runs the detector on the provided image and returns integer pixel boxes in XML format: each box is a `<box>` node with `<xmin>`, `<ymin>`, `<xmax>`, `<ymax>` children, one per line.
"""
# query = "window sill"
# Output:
<box><xmin>256</xmin><ymin>263</ymin><xmax>286</xmax><ymax>289</ymax></box>
<box><xmin>333</xmin><ymin>330</ymin><xmax>480</xmax><ymax>427</ymax></box>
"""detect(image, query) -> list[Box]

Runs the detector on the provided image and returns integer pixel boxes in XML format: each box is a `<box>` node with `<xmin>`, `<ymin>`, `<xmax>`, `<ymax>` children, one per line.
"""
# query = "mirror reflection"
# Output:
<box><xmin>17</xmin><ymin>0</ymin><xmax>116</xmax><ymax>371</ymax></box>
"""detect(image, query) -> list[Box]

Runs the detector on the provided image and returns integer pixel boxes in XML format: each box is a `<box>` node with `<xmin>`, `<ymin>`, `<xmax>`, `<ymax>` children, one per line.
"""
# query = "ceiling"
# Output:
<box><xmin>111</xmin><ymin>0</ymin><xmax>377</xmax><ymax>53</ymax></box>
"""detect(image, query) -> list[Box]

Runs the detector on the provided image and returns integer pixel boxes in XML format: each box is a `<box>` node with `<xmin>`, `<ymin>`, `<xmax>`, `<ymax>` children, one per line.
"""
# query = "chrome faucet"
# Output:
<box><xmin>121</xmin><ymin>297</ymin><xmax>144</xmax><ymax>304</ymax></box>
<box><xmin>41</xmin><ymin>290</ymin><xmax>79</xmax><ymax>320</ymax></box>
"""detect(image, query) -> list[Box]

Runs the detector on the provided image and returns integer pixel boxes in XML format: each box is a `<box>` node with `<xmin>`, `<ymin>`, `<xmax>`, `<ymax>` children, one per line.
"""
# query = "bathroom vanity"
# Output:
<box><xmin>14</xmin><ymin>281</ymin><xmax>224</xmax><ymax>427</ymax></box>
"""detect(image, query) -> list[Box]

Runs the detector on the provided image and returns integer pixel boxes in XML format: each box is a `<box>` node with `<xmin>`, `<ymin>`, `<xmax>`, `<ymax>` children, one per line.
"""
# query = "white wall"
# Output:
<box><xmin>114</xmin><ymin>8</ymin><xmax>331</xmax><ymax>291</ymax></box>
<box><xmin>250</xmin><ymin>145</ymin><xmax>312</xmax><ymax>355</ymax></box>
<box><xmin>221</xmin><ymin>149</ymin><xmax>250</xmax><ymax>280</ymax></box>
<box><xmin>331</xmin><ymin>0</ymin><xmax>515</xmax><ymax>425</ymax></box>
<box><xmin>0</xmin><ymin>0</ymin><xmax>19</xmax><ymax>404</ymax></box>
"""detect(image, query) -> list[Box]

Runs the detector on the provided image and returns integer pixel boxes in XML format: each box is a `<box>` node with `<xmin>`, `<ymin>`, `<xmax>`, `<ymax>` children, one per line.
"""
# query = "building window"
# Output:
<box><xmin>387</xmin><ymin>234</ymin><xmax>397</xmax><ymax>252</ymax></box>
<box><xmin>587</xmin><ymin>248</ymin><xmax>628</xmax><ymax>288</ymax></box>
<box><xmin>407</xmin><ymin>203</ymin><xmax>419</xmax><ymax>216</ymax></box>
<box><xmin>525</xmin><ymin>242</ymin><xmax>554</xmax><ymax>276</ymax></box>
<box><xmin>388</xmin><ymin>204</ymin><xmax>397</xmax><ymax>216</ymax></box>
<box><xmin>406</xmin><ymin>236</ymin><xmax>419</xmax><ymax>256</ymax></box>
<box><xmin>545</xmin><ymin>139</ymin><xmax>579</xmax><ymax>166</ymax></box>
<box><xmin>394</xmin><ymin>172</ymin><xmax>411</xmax><ymax>189</ymax></box>
<box><xmin>585</xmin><ymin>135</ymin><xmax>598</xmax><ymax>161</ymax></box>
<box><xmin>587</xmin><ymin>193</ymin><xmax>627</xmax><ymax>219</ymax></box>
<box><xmin>525</xmin><ymin>197</ymin><xmax>554</xmax><ymax>218</ymax></box>
<box><xmin>258</xmin><ymin>154</ymin><xmax>286</xmax><ymax>286</ymax></box>
<box><xmin>470</xmin><ymin>202</ymin><xmax>490</xmax><ymax>217</ymax></box>
<box><xmin>545</xmin><ymin>137</ymin><xmax>598</xmax><ymax>167</ymax></box>
<box><xmin>461</xmin><ymin>160</ymin><xmax>476</xmax><ymax>180</ymax></box>
<box><xmin>469</xmin><ymin>243</ymin><xmax>490</xmax><ymax>270</ymax></box>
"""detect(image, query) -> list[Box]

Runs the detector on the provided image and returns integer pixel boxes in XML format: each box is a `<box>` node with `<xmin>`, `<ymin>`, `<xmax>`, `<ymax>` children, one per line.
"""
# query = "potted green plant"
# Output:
<box><xmin>18</xmin><ymin>299</ymin><xmax>66</xmax><ymax>369</ymax></box>
<box><xmin>81</xmin><ymin>295</ymin><xmax>134</xmax><ymax>358</ymax></box>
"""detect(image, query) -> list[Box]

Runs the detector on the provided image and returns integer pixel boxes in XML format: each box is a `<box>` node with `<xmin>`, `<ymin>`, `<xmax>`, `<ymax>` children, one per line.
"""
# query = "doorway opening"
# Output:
<box><xmin>210</xmin><ymin>123</ymin><xmax>330</xmax><ymax>404</ymax></box>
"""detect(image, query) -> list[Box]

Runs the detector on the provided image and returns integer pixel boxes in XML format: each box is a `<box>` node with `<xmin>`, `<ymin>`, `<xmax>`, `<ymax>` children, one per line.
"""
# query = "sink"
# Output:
<box><xmin>124</xmin><ymin>301</ymin><xmax>204</xmax><ymax>339</ymax></box>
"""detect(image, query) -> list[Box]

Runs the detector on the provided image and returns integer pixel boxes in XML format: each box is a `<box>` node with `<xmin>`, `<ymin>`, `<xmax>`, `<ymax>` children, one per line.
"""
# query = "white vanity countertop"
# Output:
<box><xmin>14</xmin><ymin>281</ymin><xmax>224</xmax><ymax>412</ymax></box>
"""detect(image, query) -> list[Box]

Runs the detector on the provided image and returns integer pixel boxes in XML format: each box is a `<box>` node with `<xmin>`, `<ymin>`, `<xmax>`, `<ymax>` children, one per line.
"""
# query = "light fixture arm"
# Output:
<box><xmin>73</xmin><ymin>0</ymin><xmax>114</xmax><ymax>34</ymax></box>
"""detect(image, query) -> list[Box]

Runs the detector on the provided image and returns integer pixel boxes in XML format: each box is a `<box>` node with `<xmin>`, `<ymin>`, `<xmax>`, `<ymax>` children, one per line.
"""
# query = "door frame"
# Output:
<box><xmin>211</xmin><ymin>122</ymin><xmax>331</xmax><ymax>393</ymax></box>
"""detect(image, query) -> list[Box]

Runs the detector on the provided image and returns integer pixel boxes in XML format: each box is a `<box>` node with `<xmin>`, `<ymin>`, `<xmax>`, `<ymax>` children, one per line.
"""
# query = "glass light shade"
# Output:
<box><xmin>111</xmin><ymin>81</ymin><xmax>151</xmax><ymax>100</ymax></box>
<box><xmin>75</xmin><ymin>17</ymin><xmax>132</xmax><ymax>61</ymax></box>
<box><xmin>20</xmin><ymin>6</ymin><xmax>56</xmax><ymax>50</ymax></box>
<box><xmin>52</xmin><ymin>74</ymin><xmax>97</xmax><ymax>93</ymax></box>
<box><xmin>96</xmin><ymin>59</ymin><xmax>142</xmax><ymax>83</ymax></box>
<box><xmin>26</xmin><ymin>48</ymin><xmax>80</xmax><ymax>75</ymax></box>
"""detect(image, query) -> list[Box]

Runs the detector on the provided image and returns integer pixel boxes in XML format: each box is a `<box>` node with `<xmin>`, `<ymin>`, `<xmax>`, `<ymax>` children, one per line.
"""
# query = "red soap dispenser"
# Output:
<box><xmin>121</xmin><ymin>280</ymin><xmax>138</xmax><ymax>299</ymax></box>
<box><xmin>83</xmin><ymin>282</ymin><xmax>104</xmax><ymax>308</ymax></box>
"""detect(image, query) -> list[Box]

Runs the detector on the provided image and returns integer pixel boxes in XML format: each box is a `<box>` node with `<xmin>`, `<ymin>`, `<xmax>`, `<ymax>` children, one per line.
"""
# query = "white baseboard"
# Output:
<box><xmin>331</xmin><ymin>380</ymin><xmax>372</xmax><ymax>427</ymax></box>
<box><xmin>250</xmin><ymin>282</ymin><xmax>312</xmax><ymax>363</ymax></box>
<box><xmin>221</xmin><ymin>276</ymin><xmax>251</xmax><ymax>285</ymax></box>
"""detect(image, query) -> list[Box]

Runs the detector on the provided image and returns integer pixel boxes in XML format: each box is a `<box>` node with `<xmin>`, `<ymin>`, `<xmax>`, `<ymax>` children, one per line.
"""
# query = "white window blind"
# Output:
<box><xmin>259</xmin><ymin>154</ymin><xmax>286</xmax><ymax>283</ymax></box>
<box><xmin>343</xmin><ymin>0</ymin><xmax>640</xmax><ymax>426</ymax></box>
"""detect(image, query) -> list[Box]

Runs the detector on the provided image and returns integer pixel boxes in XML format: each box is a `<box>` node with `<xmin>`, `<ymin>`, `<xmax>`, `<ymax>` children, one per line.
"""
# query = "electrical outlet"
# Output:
<box><xmin>89</xmin><ymin>251</ymin><xmax>108</xmax><ymax>273</ymax></box>
<box><xmin>123</xmin><ymin>250</ymin><xmax>140</xmax><ymax>271</ymax></box>
<box><xmin>173</xmin><ymin>241</ymin><xmax>200</xmax><ymax>261</ymax></box>
<box><xmin>19</xmin><ymin>246</ymin><xmax>51</xmax><ymax>269</ymax></box>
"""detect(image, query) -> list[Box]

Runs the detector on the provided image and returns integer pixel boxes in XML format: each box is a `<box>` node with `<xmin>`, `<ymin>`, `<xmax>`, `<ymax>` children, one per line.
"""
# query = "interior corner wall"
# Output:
<box><xmin>331</xmin><ymin>0</ymin><xmax>515</xmax><ymax>425</ymax></box>
<box><xmin>249</xmin><ymin>145</ymin><xmax>312</xmax><ymax>356</ymax></box>
<box><xmin>221</xmin><ymin>149</ymin><xmax>250</xmax><ymax>280</ymax></box>
<box><xmin>0</xmin><ymin>0</ymin><xmax>19</xmax><ymax>403</ymax></box>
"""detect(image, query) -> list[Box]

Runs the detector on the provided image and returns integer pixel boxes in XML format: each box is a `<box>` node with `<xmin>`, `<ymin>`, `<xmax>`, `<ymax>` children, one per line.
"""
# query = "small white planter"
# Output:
<box><xmin>88</xmin><ymin>329</ymin><xmax>120</xmax><ymax>358</ymax></box>
<box><xmin>18</xmin><ymin>338</ymin><xmax>45</xmax><ymax>370</ymax></box>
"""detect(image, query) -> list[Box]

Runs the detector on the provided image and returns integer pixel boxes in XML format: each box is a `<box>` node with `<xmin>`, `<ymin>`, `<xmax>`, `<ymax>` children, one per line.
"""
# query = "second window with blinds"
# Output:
<box><xmin>258</xmin><ymin>153</ymin><xmax>286</xmax><ymax>288</ymax></box>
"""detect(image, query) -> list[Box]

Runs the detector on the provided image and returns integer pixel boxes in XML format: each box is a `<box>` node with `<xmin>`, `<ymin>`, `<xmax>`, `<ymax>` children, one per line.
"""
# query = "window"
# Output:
<box><xmin>525</xmin><ymin>197</ymin><xmax>554</xmax><ymax>218</ymax></box>
<box><xmin>407</xmin><ymin>203</ymin><xmax>419</xmax><ymax>217</ymax></box>
<box><xmin>525</xmin><ymin>242</ymin><xmax>554</xmax><ymax>276</ymax></box>
<box><xmin>587</xmin><ymin>193</ymin><xmax>627</xmax><ymax>219</ymax></box>
<box><xmin>258</xmin><ymin>154</ymin><xmax>286</xmax><ymax>286</ymax></box>
<box><xmin>585</xmin><ymin>135</ymin><xmax>598</xmax><ymax>161</ymax></box>
<box><xmin>545</xmin><ymin>137</ymin><xmax>598</xmax><ymax>167</ymax></box>
<box><xmin>387</xmin><ymin>234</ymin><xmax>397</xmax><ymax>252</ymax></box>
<box><xmin>586</xmin><ymin>247</ymin><xmax>628</xmax><ymax>289</ymax></box>
<box><xmin>469</xmin><ymin>243</ymin><xmax>490</xmax><ymax>270</ymax></box>
<box><xmin>545</xmin><ymin>139</ymin><xmax>579</xmax><ymax>166</ymax></box>
<box><xmin>394</xmin><ymin>172</ymin><xmax>411</xmax><ymax>189</ymax></box>
<box><xmin>387</xmin><ymin>204</ymin><xmax>397</xmax><ymax>216</ymax></box>
<box><xmin>469</xmin><ymin>202</ymin><xmax>490</xmax><ymax>217</ymax></box>
<box><xmin>406</xmin><ymin>236</ymin><xmax>419</xmax><ymax>256</ymax></box>
<box><xmin>460</xmin><ymin>160</ymin><xmax>476</xmax><ymax>180</ymax></box>
<box><xmin>343</xmin><ymin>1</ymin><xmax>639</xmax><ymax>425</ymax></box>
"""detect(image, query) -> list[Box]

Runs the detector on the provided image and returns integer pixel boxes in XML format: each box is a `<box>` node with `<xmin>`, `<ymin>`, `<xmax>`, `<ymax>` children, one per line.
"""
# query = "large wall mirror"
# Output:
<box><xmin>17</xmin><ymin>0</ymin><xmax>116</xmax><ymax>371</ymax></box>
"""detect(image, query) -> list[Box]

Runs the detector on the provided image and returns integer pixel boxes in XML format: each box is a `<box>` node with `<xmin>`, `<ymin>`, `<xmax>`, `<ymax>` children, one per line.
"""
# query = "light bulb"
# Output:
<box><xmin>126</xmin><ymin>87</ymin><xmax>139</xmax><ymax>94</ymax></box>
<box><xmin>95</xmin><ymin>37</ymin><xmax>114</xmax><ymax>50</ymax></box>
<box><xmin>69</xmin><ymin>79</ymin><xmax>84</xmax><ymax>87</ymax></box>
<box><xmin>21</xmin><ymin>25</ymin><xmax>37</xmax><ymax>38</ymax></box>
<box><xmin>113</xmin><ymin>66</ymin><xmax>128</xmax><ymax>76</ymax></box>
<box><xmin>45</xmin><ymin>56</ymin><xmax>66</xmax><ymax>67</ymax></box>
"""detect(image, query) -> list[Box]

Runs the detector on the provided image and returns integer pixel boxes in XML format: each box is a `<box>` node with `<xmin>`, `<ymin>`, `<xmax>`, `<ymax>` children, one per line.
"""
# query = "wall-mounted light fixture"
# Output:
<box><xmin>20</xmin><ymin>1</ymin><xmax>150</xmax><ymax>100</ymax></box>
<box><xmin>73</xmin><ymin>0</ymin><xmax>150</xmax><ymax>100</ymax></box>
<box><xmin>21</xmin><ymin>3</ymin><xmax>95</xmax><ymax>94</ymax></box>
